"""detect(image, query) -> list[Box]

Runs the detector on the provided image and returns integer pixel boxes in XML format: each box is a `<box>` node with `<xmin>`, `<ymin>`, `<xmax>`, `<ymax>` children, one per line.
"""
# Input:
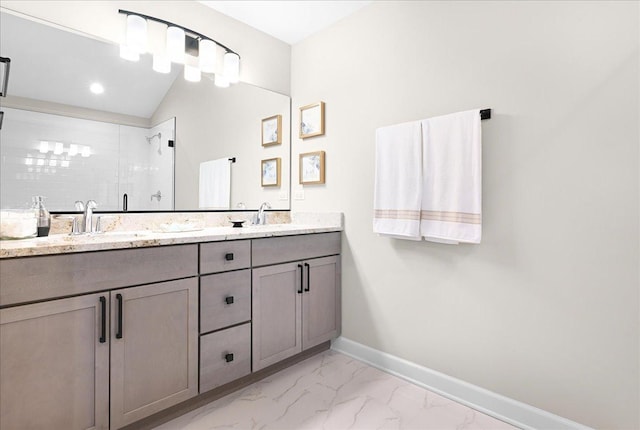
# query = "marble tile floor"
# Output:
<box><xmin>155</xmin><ymin>350</ymin><xmax>518</xmax><ymax>430</ymax></box>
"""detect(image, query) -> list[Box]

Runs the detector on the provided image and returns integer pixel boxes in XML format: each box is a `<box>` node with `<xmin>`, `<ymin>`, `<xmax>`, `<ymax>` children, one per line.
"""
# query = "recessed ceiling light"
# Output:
<box><xmin>90</xmin><ymin>82</ymin><xmax>104</xmax><ymax>94</ymax></box>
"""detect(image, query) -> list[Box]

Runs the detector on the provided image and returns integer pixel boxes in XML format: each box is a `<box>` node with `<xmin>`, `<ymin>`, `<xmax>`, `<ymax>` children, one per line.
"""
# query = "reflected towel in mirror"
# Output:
<box><xmin>199</xmin><ymin>158</ymin><xmax>231</xmax><ymax>209</ymax></box>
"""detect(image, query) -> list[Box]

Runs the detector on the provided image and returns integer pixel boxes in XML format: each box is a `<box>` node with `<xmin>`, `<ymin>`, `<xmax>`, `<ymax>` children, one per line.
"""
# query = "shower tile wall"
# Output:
<box><xmin>0</xmin><ymin>107</ymin><xmax>174</xmax><ymax>211</ymax></box>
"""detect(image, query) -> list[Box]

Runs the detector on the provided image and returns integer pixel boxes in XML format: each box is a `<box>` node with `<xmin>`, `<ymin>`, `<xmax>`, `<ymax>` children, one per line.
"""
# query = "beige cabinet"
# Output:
<box><xmin>0</xmin><ymin>279</ymin><xmax>198</xmax><ymax>430</ymax></box>
<box><xmin>110</xmin><ymin>278</ymin><xmax>198</xmax><ymax>429</ymax></box>
<box><xmin>0</xmin><ymin>293</ymin><xmax>110</xmax><ymax>430</ymax></box>
<box><xmin>252</xmin><ymin>255</ymin><xmax>341</xmax><ymax>371</ymax></box>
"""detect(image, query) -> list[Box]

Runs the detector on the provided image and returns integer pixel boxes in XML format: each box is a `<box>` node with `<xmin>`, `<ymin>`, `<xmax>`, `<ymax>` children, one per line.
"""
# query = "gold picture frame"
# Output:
<box><xmin>299</xmin><ymin>101</ymin><xmax>325</xmax><ymax>139</ymax></box>
<box><xmin>299</xmin><ymin>151</ymin><xmax>325</xmax><ymax>185</ymax></box>
<box><xmin>261</xmin><ymin>157</ymin><xmax>281</xmax><ymax>187</ymax></box>
<box><xmin>261</xmin><ymin>114</ymin><xmax>282</xmax><ymax>146</ymax></box>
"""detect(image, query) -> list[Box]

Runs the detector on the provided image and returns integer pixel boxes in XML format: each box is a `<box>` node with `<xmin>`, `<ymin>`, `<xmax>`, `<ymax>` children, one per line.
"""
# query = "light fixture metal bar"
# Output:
<box><xmin>118</xmin><ymin>9</ymin><xmax>239</xmax><ymax>57</ymax></box>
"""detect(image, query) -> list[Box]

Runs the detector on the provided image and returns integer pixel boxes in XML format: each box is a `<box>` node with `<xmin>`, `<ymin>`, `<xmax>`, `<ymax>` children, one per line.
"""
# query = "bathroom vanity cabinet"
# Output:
<box><xmin>252</xmin><ymin>233</ymin><xmax>341</xmax><ymax>371</ymax></box>
<box><xmin>0</xmin><ymin>230</ymin><xmax>342</xmax><ymax>430</ymax></box>
<box><xmin>199</xmin><ymin>241</ymin><xmax>252</xmax><ymax>393</ymax></box>
<box><xmin>0</xmin><ymin>245</ymin><xmax>199</xmax><ymax>430</ymax></box>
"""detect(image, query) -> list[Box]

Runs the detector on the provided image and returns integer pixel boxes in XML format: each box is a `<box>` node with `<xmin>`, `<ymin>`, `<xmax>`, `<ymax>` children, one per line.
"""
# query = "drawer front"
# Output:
<box><xmin>200</xmin><ymin>323</ymin><xmax>251</xmax><ymax>393</ymax></box>
<box><xmin>252</xmin><ymin>232</ymin><xmax>341</xmax><ymax>267</ymax></box>
<box><xmin>0</xmin><ymin>245</ymin><xmax>198</xmax><ymax>306</ymax></box>
<box><xmin>200</xmin><ymin>270</ymin><xmax>251</xmax><ymax>333</ymax></box>
<box><xmin>200</xmin><ymin>240</ymin><xmax>251</xmax><ymax>274</ymax></box>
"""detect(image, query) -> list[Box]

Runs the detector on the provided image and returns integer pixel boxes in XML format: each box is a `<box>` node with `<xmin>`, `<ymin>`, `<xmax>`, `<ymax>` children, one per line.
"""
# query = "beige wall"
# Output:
<box><xmin>291</xmin><ymin>1</ymin><xmax>639</xmax><ymax>428</ymax></box>
<box><xmin>1</xmin><ymin>0</ymin><xmax>291</xmax><ymax>95</ymax></box>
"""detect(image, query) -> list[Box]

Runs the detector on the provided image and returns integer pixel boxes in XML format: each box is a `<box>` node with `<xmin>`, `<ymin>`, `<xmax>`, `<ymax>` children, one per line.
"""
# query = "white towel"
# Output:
<box><xmin>199</xmin><ymin>158</ymin><xmax>231</xmax><ymax>209</ymax></box>
<box><xmin>373</xmin><ymin>121</ymin><xmax>423</xmax><ymax>239</ymax></box>
<box><xmin>420</xmin><ymin>110</ymin><xmax>482</xmax><ymax>244</ymax></box>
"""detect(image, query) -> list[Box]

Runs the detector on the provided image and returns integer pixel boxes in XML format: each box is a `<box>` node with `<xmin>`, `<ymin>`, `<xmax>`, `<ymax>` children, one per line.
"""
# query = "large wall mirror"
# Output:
<box><xmin>0</xmin><ymin>10</ymin><xmax>291</xmax><ymax>212</ymax></box>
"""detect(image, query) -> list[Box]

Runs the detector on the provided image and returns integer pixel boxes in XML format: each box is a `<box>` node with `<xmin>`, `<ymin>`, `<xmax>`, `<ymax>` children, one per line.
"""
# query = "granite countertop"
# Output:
<box><xmin>0</xmin><ymin>212</ymin><xmax>343</xmax><ymax>259</ymax></box>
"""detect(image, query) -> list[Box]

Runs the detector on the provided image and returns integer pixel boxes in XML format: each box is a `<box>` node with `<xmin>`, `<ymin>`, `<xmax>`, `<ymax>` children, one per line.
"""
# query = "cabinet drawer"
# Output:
<box><xmin>252</xmin><ymin>232</ymin><xmax>341</xmax><ymax>267</ymax></box>
<box><xmin>200</xmin><ymin>270</ymin><xmax>251</xmax><ymax>333</ymax></box>
<box><xmin>200</xmin><ymin>240</ymin><xmax>251</xmax><ymax>274</ymax></box>
<box><xmin>200</xmin><ymin>323</ymin><xmax>251</xmax><ymax>393</ymax></box>
<box><xmin>0</xmin><ymin>245</ymin><xmax>198</xmax><ymax>306</ymax></box>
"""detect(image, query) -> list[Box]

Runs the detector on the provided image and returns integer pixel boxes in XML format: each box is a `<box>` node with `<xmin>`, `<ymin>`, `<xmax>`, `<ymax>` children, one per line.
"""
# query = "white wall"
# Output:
<box><xmin>291</xmin><ymin>1</ymin><xmax>639</xmax><ymax>428</ymax></box>
<box><xmin>1</xmin><ymin>0</ymin><xmax>291</xmax><ymax>95</ymax></box>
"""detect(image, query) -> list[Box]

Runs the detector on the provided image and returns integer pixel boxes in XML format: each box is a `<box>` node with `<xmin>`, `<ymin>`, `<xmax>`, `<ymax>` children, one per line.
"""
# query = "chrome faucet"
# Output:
<box><xmin>255</xmin><ymin>202</ymin><xmax>271</xmax><ymax>225</ymax></box>
<box><xmin>83</xmin><ymin>200</ymin><xmax>97</xmax><ymax>233</ymax></box>
<box><xmin>71</xmin><ymin>201</ymin><xmax>85</xmax><ymax>235</ymax></box>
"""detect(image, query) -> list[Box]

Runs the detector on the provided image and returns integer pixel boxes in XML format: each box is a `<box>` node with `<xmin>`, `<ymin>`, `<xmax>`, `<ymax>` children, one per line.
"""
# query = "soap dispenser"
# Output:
<box><xmin>32</xmin><ymin>196</ymin><xmax>51</xmax><ymax>237</ymax></box>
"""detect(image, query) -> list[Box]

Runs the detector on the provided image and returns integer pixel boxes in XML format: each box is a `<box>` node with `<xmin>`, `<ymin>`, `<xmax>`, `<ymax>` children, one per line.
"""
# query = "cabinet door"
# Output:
<box><xmin>0</xmin><ymin>294</ymin><xmax>109</xmax><ymax>430</ymax></box>
<box><xmin>110</xmin><ymin>278</ymin><xmax>198</xmax><ymax>429</ymax></box>
<box><xmin>252</xmin><ymin>262</ymin><xmax>302</xmax><ymax>371</ymax></box>
<box><xmin>302</xmin><ymin>256</ymin><xmax>341</xmax><ymax>350</ymax></box>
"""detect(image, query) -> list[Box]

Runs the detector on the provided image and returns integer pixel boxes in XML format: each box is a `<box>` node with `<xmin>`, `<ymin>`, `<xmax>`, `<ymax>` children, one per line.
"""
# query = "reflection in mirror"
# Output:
<box><xmin>0</xmin><ymin>107</ymin><xmax>175</xmax><ymax>211</ymax></box>
<box><xmin>0</xmin><ymin>10</ymin><xmax>290</xmax><ymax>212</ymax></box>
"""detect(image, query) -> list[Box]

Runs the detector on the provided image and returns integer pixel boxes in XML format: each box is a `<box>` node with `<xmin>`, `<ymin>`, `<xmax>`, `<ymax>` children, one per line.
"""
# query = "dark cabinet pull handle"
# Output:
<box><xmin>225</xmin><ymin>296</ymin><xmax>234</xmax><ymax>305</ymax></box>
<box><xmin>123</xmin><ymin>193</ymin><xmax>128</xmax><ymax>212</ymax></box>
<box><xmin>304</xmin><ymin>262</ymin><xmax>310</xmax><ymax>292</ymax></box>
<box><xmin>116</xmin><ymin>293</ymin><xmax>123</xmax><ymax>339</ymax></box>
<box><xmin>99</xmin><ymin>296</ymin><xmax>107</xmax><ymax>343</ymax></box>
<box><xmin>225</xmin><ymin>253</ymin><xmax>234</xmax><ymax>261</ymax></box>
<box><xmin>225</xmin><ymin>353</ymin><xmax>234</xmax><ymax>363</ymax></box>
<box><xmin>297</xmin><ymin>264</ymin><xmax>303</xmax><ymax>294</ymax></box>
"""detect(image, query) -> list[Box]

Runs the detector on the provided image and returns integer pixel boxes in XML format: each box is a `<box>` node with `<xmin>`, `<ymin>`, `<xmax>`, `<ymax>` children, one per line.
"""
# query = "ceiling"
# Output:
<box><xmin>199</xmin><ymin>1</ymin><xmax>371</xmax><ymax>45</ymax></box>
<box><xmin>1</xmin><ymin>11</ymin><xmax>180</xmax><ymax>119</ymax></box>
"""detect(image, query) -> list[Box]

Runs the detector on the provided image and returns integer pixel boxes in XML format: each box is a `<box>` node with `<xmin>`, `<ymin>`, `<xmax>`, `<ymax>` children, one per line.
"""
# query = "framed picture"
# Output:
<box><xmin>261</xmin><ymin>157</ymin><xmax>281</xmax><ymax>187</ymax></box>
<box><xmin>261</xmin><ymin>114</ymin><xmax>282</xmax><ymax>146</ymax></box>
<box><xmin>299</xmin><ymin>101</ymin><xmax>325</xmax><ymax>139</ymax></box>
<box><xmin>299</xmin><ymin>151</ymin><xmax>325</xmax><ymax>185</ymax></box>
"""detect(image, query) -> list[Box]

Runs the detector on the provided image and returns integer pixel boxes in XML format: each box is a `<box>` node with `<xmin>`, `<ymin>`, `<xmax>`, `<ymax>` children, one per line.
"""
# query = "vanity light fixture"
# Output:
<box><xmin>224</xmin><ymin>52</ymin><xmax>240</xmax><ymax>83</ymax></box>
<box><xmin>118</xmin><ymin>9</ymin><xmax>240</xmax><ymax>85</ymax></box>
<box><xmin>166</xmin><ymin>26</ymin><xmax>186</xmax><ymax>64</ymax></box>
<box><xmin>125</xmin><ymin>14</ymin><xmax>147</xmax><ymax>53</ymax></box>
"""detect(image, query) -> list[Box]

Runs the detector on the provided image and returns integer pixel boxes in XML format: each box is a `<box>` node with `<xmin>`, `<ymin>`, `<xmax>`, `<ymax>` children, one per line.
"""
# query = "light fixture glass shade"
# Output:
<box><xmin>81</xmin><ymin>146</ymin><xmax>91</xmax><ymax>158</ymax></box>
<box><xmin>214</xmin><ymin>73</ymin><xmax>229</xmax><ymax>88</ymax></box>
<box><xmin>223</xmin><ymin>52</ymin><xmax>240</xmax><ymax>83</ymax></box>
<box><xmin>126</xmin><ymin>14</ymin><xmax>147</xmax><ymax>53</ymax></box>
<box><xmin>199</xmin><ymin>40</ymin><xmax>217</xmax><ymax>73</ymax></box>
<box><xmin>184</xmin><ymin>64</ymin><xmax>201</xmax><ymax>82</ymax></box>
<box><xmin>119</xmin><ymin>44</ymin><xmax>140</xmax><ymax>62</ymax></box>
<box><xmin>153</xmin><ymin>54</ymin><xmax>171</xmax><ymax>73</ymax></box>
<box><xmin>167</xmin><ymin>26</ymin><xmax>185</xmax><ymax>64</ymax></box>
<box><xmin>39</xmin><ymin>141</ymin><xmax>49</xmax><ymax>154</ymax></box>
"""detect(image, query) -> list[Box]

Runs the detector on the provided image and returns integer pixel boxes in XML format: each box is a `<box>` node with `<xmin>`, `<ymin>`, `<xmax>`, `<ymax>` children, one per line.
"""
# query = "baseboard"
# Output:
<box><xmin>331</xmin><ymin>337</ymin><xmax>592</xmax><ymax>430</ymax></box>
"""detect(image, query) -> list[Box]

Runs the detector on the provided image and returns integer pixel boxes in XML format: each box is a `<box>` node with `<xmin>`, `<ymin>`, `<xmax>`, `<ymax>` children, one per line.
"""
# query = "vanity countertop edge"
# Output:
<box><xmin>0</xmin><ymin>223</ymin><xmax>343</xmax><ymax>259</ymax></box>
